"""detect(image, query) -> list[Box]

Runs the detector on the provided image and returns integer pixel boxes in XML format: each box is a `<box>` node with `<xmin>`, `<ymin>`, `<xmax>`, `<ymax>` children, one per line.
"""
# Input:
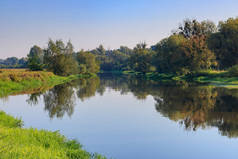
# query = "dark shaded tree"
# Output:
<box><xmin>208</xmin><ymin>18</ymin><xmax>238</xmax><ymax>68</ymax></box>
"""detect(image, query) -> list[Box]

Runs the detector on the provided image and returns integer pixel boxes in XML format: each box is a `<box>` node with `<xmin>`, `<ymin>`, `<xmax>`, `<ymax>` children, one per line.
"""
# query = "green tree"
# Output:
<box><xmin>97</xmin><ymin>45</ymin><xmax>106</xmax><ymax>55</ymax></box>
<box><xmin>208</xmin><ymin>18</ymin><xmax>238</xmax><ymax>69</ymax></box>
<box><xmin>4</xmin><ymin>57</ymin><xmax>19</xmax><ymax>66</ymax></box>
<box><xmin>44</xmin><ymin>40</ymin><xmax>79</xmax><ymax>76</ymax></box>
<box><xmin>27</xmin><ymin>45</ymin><xmax>44</xmax><ymax>71</ymax></box>
<box><xmin>154</xmin><ymin>19</ymin><xmax>217</xmax><ymax>74</ymax></box>
<box><xmin>153</xmin><ymin>35</ymin><xmax>187</xmax><ymax>73</ymax></box>
<box><xmin>77</xmin><ymin>50</ymin><xmax>100</xmax><ymax>73</ymax></box>
<box><xmin>129</xmin><ymin>43</ymin><xmax>156</xmax><ymax>74</ymax></box>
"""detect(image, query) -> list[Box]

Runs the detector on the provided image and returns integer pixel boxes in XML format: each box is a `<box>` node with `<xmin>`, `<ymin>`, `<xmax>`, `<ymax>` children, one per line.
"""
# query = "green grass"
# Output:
<box><xmin>0</xmin><ymin>69</ymin><xmax>94</xmax><ymax>97</ymax></box>
<box><xmin>0</xmin><ymin>111</ymin><xmax>106</xmax><ymax>159</ymax></box>
<box><xmin>0</xmin><ymin>70</ymin><xmax>105</xmax><ymax>158</ymax></box>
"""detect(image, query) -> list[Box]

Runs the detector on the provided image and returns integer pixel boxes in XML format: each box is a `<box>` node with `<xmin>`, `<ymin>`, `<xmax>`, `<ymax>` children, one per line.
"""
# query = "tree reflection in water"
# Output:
<box><xmin>26</xmin><ymin>73</ymin><xmax>238</xmax><ymax>138</ymax></box>
<box><xmin>43</xmin><ymin>83</ymin><xmax>76</xmax><ymax>118</ymax></box>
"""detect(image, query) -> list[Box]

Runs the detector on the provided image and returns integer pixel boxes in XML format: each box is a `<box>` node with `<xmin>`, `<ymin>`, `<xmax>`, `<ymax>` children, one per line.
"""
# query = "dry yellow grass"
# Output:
<box><xmin>0</xmin><ymin>69</ymin><xmax>54</xmax><ymax>82</ymax></box>
<box><xmin>0</xmin><ymin>69</ymin><xmax>80</xmax><ymax>98</ymax></box>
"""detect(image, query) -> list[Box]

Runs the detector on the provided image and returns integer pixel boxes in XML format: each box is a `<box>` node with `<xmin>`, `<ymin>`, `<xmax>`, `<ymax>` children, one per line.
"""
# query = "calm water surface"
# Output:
<box><xmin>1</xmin><ymin>74</ymin><xmax>238</xmax><ymax>159</ymax></box>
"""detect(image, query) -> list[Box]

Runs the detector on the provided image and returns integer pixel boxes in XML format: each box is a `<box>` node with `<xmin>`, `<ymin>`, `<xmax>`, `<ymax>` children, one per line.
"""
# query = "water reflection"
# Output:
<box><xmin>26</xmin><ymin>73</ymin><xmax>238</xmax><ymax>138</ymax></box>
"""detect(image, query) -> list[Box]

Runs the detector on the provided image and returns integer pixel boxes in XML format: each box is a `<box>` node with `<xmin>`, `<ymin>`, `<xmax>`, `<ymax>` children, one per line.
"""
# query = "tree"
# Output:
<box><xmin>91</xmin><ymin>45</ymin><xmax>106</xmax><ymax>55</ymax></box>
<box><xmin>153</xmin><ymin>19</ymin><xmax>217</xmax><ymax>74</ymax></box>
<box><xmin>129</xmin><ymin>43</ymin><xmax>156</xmax><ymax>74</ymax></box>
<box><xmin>181</xmin><ymin>35</ymin><xmax>217</xmax><ymax>71</ymax></box>
<box><xmin>77</xmin><ymin>50</ymin><xmax>100</xmax><ymax>73</ymax></box>
<box><xmin>153</xmin><ymin>35</ymin><xmax>187</xmax><ymax>73</ymax></box>
<box><xmin>0</xmin><ymin>57</ymin><xmax>27</xmax><ymax>68</ymax></box>
<box><xmin>118</xmin><ymin>46</ymin><xmax>133</xmax><ymax>55</ymax></box>
<box><xmin>97</xmin><ymin>45</ymin><xmax>106</xmax><ymax>55</ymax></box>
<box><xmin>208</xmin><ymin>18</ymin><xmax>238</xmax><ymax>69</ymax></box>
<box><xmin>154</xmin><ymin>34</ymin><xmax>216</xmax><ymax>74</ymax></box>
<box><xmin>43</xmin><ymin>40</ymin><xmax>79</xmax><ymax>76</ymax></box>
<box><xmin>18</xmin><ymin>58</ymin><xmax>27</xmax><ymax>67</ymax></box>
<box><xmin>177</xmin><ymin>19</ymin><xmax>217</xmax><ymax>39</ymax></box>
<box><xmin>5</xmin><ymin>57</ymin><xmax>19</xmax><ymax>66</ymax></box>
<box><xmin>27</xmin><ymin>45</ymin><xmax>44</xmax><ymax>71</ymax></box>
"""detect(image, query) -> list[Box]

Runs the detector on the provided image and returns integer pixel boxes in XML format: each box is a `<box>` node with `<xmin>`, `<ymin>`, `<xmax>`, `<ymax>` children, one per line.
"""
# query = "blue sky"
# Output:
<box><xmin>0</xmin><ymin>0</ymin><xmax>238</xmax><ymax>58</ymax></box>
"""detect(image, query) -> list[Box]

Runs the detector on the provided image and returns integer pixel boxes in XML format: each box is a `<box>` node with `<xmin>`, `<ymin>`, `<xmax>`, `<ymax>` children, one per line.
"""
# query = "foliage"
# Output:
<box><xmin>153</xmin><ymin>35</ymin><xmax>187</xmax><ymax>74</ymax></box>
<box><xmin>5</xmin><ymin>17</ymin><xmax>238</xmax><ymax>78</ymax></box>
<box><xmin>154</xmin><ymin>19</ymin><xmax>217</xmax><ymax>75</ymax></box>
<box><xmin>77</xmin><ymin>50</ymin><xmax>100</xmax><ymax>73</ymax></box>
<box><xmin>44</xmin><ymin>40</ymin><xmax>79</xmax><ymax>76</ymax></box>
<box><xmin>129</xmin><ymin>43</ymin><xmax>156</xmax><ymax>74</ymax></box>
<box><xmin>27</xmin><ymin>45</ymin><xmax>44</xmax><ymax>71</ymax></box>
<box><xmin>0</xmin><ymin>57</ymin><xmax>27</xmax><ymax>68</ymax></box>
<box><xmin>181</xmin><ymin>35</ymin><xmax>217</xmax><ymax>71</ymax></box>
<box><xmin>208</xmin><ymin>17</ymin><xmax>238</xmax><ymax>69</ymax></box>
<box><xmin>90</xmin><ymin>45</ymin><xmax>132</xmax><ymax>71</ymax></box>
<box><xmin>177</xmin><ymin>19</ymin><xmax>217</xmax><ymax>38</ymax></box>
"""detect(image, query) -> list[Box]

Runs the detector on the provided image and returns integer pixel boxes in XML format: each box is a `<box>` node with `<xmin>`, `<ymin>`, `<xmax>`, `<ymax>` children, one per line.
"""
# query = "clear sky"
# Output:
<box><xmin>0</xmin><ymin>0</ymin><xmax>238</xmax><ymax>58</ymax></box>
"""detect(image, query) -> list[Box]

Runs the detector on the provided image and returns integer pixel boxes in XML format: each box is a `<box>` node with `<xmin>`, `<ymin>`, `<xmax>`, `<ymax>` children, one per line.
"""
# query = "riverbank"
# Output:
<box><xmin>122</xmin><ymin>70</ymin><xmax>238</xmax><ymax>87</ymax></box>
<box><xmin>0</xmin><ymin>111</ymin><xmax>105</xmax><ymax>159</ymax></box>
<box><xmin>0</xmin><ymin>69</ymin><xmax>105</xmax><ymax>158</ymax></box>
<box><xmin>0</xmin><ymin>69</ymin><xmax>95</xmax><ymax>97</ymax></box>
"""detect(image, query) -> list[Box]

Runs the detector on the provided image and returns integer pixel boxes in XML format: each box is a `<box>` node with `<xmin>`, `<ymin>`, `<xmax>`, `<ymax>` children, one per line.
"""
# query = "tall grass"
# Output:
<box><xmin>0</xmin><ymin>69</ymin><xmax>79</xmax><ymax>97</ymax></box>
<box><xmin>0</xmin><ymin>111</ymin><xmax>106</xmax><ymax>159</ymax></box>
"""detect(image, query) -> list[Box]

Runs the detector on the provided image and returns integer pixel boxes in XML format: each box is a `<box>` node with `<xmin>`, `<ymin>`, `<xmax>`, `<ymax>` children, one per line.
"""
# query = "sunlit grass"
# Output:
<box><xmin>0</xmin><ymin>70</ymin><xmax>105</xmax><ymax>158</ymax></box>
<box><xmin>0</xmin><ymin>111</ymin><xmax>106</xmax><ymax>159</ymax></box>
<box><xmin>0</xmin><ymin>69</ymin><xmax>80</xmax><ymax>97</ymax></box>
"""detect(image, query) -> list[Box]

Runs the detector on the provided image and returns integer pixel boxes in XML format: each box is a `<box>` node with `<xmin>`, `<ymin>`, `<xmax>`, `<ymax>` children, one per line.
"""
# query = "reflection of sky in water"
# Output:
<box><xmin>0</xmin><ymin>88</ymin><xmax>238</xmax><ymax>159</ymax></box>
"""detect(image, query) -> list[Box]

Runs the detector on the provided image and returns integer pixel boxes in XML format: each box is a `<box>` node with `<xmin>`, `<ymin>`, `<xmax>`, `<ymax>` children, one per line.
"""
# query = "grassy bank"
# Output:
<box><xmin>0</xmin><ymin>70</ymin><xmax>105</xmax><ymax>158</ymax></box>
<box><xmin>123</xmin><ymin>70</ymin><xmax>238</xmax><ymax>87</ymax></box>
<box><xmin>0</xmin><ymin>69</ymin><xmax>93</xmax><ymax>97</ymax></box>
<box><xmin>0</xmin><ymin>111</ymin><xmax>105</xmax><ymax>159</ymax></box>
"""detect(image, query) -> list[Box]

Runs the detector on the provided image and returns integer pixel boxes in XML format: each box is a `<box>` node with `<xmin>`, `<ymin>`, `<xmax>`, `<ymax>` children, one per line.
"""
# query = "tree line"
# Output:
<box><xmin>0</xmin><ymin>57</ymin><xmax>27</xmax><ymax>68</ymax></box>
<box><xmin>94</xmin><ymin>17</ymin><xmax>238</xmax><ymax>75</ymax></box>
<box><xmin>126</xmin><ymin>17</ymin><xmax>238</xmax><ymax>75</ymax></box>
<box><xmin>68</xmin><ymin>17</ymin><xmax>238</xmax><ymax>75</ymax></box>
<box><xmin>3</xmin><ymin>17</ymin><xmax>238</xmax><ymax>76</ymax></box>
<box><xmin>27</xmin><ymin>40</ymin><xmax>100</xmax><ymax>76</ymax></box>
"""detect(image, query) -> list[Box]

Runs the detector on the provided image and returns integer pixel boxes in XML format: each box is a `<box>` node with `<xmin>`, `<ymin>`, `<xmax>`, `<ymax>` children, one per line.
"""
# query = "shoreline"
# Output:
<box><xmin>120</xmin><ymin>70</ymin><xmax>238</xmax><ymax>87</ymax></box>
<box><xmin>0</xmin><ymin>70</ymin><xmax>96</xmax><ymax>98</ymax></box>
<box><xmin>0</xmin><ymin>70</ymin><xmax>105</xmax><ymax>158</ymax></box>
